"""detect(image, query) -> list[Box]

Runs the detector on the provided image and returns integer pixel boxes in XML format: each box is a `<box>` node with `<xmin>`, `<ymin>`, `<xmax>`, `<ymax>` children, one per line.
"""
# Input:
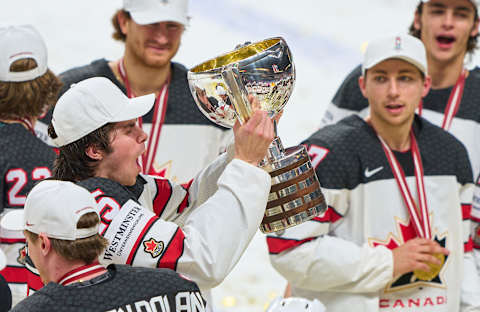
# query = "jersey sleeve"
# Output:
<box><xmin>267</xmin><ymin>135</ymin><xmax>393</xmax><ymax>293</ymax></box>
<box><xmin>319</xmin><ymin>65</ymin><xmax>369</xmax><ymax>128</ymax></box>
<box><xmin>139</xmin><ymin>143</ymin><xmax>236</xmax><ymax>227</ymax></box>
<box><xmin>83</xmin><ymin>158</ymin><xmax>270</xmax><ymax>291</ymax></box>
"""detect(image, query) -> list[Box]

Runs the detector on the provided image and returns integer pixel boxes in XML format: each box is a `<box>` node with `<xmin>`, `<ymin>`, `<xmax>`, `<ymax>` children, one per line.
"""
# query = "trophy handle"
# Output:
<box><xmin>221</xmin><ymin>65</ymin><xmax>252</xmax><ymax>125</ymax></box>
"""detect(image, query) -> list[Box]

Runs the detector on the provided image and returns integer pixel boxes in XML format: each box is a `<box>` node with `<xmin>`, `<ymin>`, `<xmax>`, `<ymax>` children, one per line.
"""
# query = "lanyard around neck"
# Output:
<box><xmin>377</xmin><ymin>131</ymin><xmax>431</xmax><ymax>239</ymax></box>
<box><xmin>418</xmin><ymin>68</ymin><xmax>467</xmax><ymax>131</ymax></box>
<box><xmin>117</xmin><ymin>58</ymin><xmax>170</xmax><ymax>174</ymax></box>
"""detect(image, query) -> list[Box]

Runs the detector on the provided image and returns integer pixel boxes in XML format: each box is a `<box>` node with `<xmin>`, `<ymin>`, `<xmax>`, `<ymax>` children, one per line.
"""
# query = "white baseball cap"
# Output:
<box><xmin>422</xmin><ymin>0</ymin><xmax>479</xmax><ymax>8</ymax></box>
<box><xmin>362</xmin><ymin>34</ymin><xmax>427</xmax><ymax>76</ymax></box>
<box><xmin>216</xmin><ymin>85</ymin><xmax>227</xmax><ymax>96</ymax></box>
<box><xmin>0</xmin><ymin>25</ymin><xmax>47</xmax><ymax>82</ymax></box>
<box><xmin>0</xmin><ymin>180</ymin><xmax>99</xmax><ymax>241</ymax></box>
<box><xmin>123</xmin><ymin>0</ymin><xmax>190</xmax><ymax>26</ymax></box>
<box><xmin>51</xmin><ymin>77</ymin><xmax>154</xmax><ymax>147</ymax></box>
<box><xmin>0</xmin><ymin>249</ymin><xmax>6</xmax><ymax>271</ymax></box>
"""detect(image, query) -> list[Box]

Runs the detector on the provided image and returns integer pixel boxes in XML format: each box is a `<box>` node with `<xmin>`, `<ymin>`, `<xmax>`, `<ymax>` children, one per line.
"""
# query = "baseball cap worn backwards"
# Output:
<box><xmin>0</xmin><ymin>180</ymin><xmax>99</xmax><ymax>241</ymax></box>
<box><xmin>51</xmin><ymin>77</ymin><xmax>154</xmax><ymax>147</ymax></box>
<box><xmin>362</xmin><ymin>34</ymin><xmax>427</xmax><ymax>76</ymax></box>
<box><xmin>0</xmin><ymin>24</ymin><xmax>48</xmax><ymax>82</ymax></box>
<box><xmin>123</xmin><ymin>0</ymin><xmax>190</xmax><ymax>26</ymax></box>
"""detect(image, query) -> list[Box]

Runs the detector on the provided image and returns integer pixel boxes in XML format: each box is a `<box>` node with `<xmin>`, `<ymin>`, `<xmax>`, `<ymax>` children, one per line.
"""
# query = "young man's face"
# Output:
<box><xmin>414</xmin><ymin>0</ymin><xmax>479</xmax><ymax>64</ymax></box>
<box><xmin>95</xmin><ymin>119</ymin><xmax>147</xmax><ymax>186</ymax></box>
<box><xmin>121</xmin><ymin>15</ymin><xmax>184</xmax><ymax>68</ymax></box>
<box><xmin>359</xmin><ymin>59</ymin><xmax>431</xmax><ymax>128</ymax></box>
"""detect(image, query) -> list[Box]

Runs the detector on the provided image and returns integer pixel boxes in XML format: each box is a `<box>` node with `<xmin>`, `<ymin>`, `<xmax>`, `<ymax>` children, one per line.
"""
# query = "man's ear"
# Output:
<box><xmin>358</xmin><ymin>75</ymin><xmax>368</xmax><ymax>98</ymax></box>
<box><xmin>117</xmin><ymin>11</ymin><xmax>129</xmax><ymax>36</ymax></box>
<box><xmin>413</xmin><ymin>10</ymin><xmax>422</xmax><ymax>32</ymax></box>
<box><xmin>86</xmin><ymin>144</ymin><xmax>104</xmax><ymax>160</ymax></box>
<box><xmin>38</xmin><ymin>233</ymin><xmax>52</xmax><ymax>257</ymax></box>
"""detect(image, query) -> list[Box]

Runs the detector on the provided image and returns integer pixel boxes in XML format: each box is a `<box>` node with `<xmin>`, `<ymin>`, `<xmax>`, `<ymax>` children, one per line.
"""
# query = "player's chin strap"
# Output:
<box><xmin>57</xmin><ymin>261</ymin><xmax>106</xmax><ymax>286</ymax></box>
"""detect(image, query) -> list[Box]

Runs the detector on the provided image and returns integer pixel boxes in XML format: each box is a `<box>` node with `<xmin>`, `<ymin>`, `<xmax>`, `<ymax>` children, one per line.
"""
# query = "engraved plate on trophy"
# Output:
<box><xmin>187</xmin><ymin>37</ymin><xmax>326</xmax><ymax>233</ymax></box>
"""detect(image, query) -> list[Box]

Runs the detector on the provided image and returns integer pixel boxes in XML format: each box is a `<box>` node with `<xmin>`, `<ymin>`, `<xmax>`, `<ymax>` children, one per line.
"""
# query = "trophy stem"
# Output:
<box><xmin>267</xmin><ymin>136</ymin><xmax>285</xmax><ymax>162</ymax></box>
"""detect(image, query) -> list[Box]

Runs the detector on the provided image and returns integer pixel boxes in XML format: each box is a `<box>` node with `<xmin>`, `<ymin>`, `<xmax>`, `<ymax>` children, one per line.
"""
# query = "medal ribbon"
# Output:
<box><xmin>377</xmin><ymin>131</ymin><xmax>431</xmax><ymax>239</ymax></box>
<box><xmin>118</xmin><ymin>58</ymin><xmax>169</xmax><ymax>174</ymax></box>
<box><xmin>15</xmin><ymin>117</ymin><xmax>35</xmax><ymax>135</ymax></box>
<box><xmin>57</xmin><ymin>261</ymin><xmax>105</xmax><ymax>286</ymax></box>
<box><xmin>418</xmin><ymin>68</ymin><xmax>467</xmax><ymax>131</ymax></box>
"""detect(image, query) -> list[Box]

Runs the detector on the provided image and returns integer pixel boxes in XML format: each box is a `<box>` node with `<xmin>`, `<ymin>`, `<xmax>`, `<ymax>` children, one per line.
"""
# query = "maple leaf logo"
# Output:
<box><xmin>368</xmin><ymin>216</ymin><xmax>448</xmax><ymax>292</ymax></box>
<box><xmin>150</xmin><ymin>160</ymin><xmax>178</xmax><ymax>182</ymax></box>
<box><xmin>143</xmin><ymin>238</ymin><xmax>165</xmax><ymax>258</ymax></box>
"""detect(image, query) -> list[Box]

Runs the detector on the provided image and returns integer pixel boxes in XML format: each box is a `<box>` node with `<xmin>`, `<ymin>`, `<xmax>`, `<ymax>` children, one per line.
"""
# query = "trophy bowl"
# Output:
<box><xmin>188</xmin><ymin>37</ymin><xmax>326</xmax><ymax>233</ymax></box>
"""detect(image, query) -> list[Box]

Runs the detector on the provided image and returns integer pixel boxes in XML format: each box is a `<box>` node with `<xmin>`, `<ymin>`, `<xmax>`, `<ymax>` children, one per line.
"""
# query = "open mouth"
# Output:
<box><xmin>386</xmin><ymin>104</ymin><xmax>404</xmax><ymax>114</ymax></box>
<box><xmin>436</xmin><ymin>35</ymin><xmax>455</xmax><ymax>45</ymax></box>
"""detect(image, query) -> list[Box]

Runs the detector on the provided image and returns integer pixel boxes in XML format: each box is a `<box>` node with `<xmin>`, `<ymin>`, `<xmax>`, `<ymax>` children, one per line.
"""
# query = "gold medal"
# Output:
<box><xmin>413</xmin><ymin>253</ymin><xmax>445</xmax><ymax>281</ymax></box>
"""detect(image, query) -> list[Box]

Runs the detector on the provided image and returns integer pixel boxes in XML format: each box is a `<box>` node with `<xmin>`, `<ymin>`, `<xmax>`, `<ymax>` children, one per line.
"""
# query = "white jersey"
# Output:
<box><xmin>76</xmin><ymin>151</ymin><xmax>270</xmax><ymax>309</ymax></box>
<box><xmin>268</xmin><ymin>116</ymin><xmax>480</xmax><ymax>312</ymax></box>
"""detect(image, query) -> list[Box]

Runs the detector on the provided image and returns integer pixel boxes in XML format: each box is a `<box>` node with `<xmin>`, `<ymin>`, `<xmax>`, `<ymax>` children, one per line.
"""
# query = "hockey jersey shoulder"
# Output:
<box><xmin>416</xmin><ymin>117</ymin><xmax>473</xmax><ymax>184</ymax></box>
<box><xmin>59</xmin><ymin>58</ymin><xmax>124</xmax><ymax>96</ymax></box>
<box><xmin>331</xmin><ymin>65</ymin><xmax>368</xmax><ymax>111</ymax></box>
<box><xmin>456</xmin><ymin>66</ymin><xmax>480</xmax><ymax>122</ymax></box>
<box><xmin>77</xmin><ymin>177</ymin><xmax>139</xmax><ymax>206</ymax></box>
<box><xmin>303</xmin><ymin>115</ymin><xmax>371</xmax><ymax>189</ymax></box>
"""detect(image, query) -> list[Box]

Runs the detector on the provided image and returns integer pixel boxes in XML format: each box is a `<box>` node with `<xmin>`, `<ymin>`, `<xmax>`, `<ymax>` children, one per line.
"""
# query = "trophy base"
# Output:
<box><xmin>260</xmin><ymin>144</ymin><xmax>327</xmax><ymax>234</ymax></box>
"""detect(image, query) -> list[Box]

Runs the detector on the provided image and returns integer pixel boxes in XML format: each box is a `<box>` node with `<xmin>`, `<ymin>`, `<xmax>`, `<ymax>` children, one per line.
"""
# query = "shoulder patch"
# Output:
<box><xmin>143</xmin><ymin>238</ymin><xmax>165</xmax><ymax>258</ymax></box>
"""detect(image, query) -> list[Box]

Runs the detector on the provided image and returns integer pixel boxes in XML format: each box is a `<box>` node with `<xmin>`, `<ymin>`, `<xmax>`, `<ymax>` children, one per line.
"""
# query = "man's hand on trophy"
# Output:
<box><xmin>233</xmin><ymin>107</ymin><xmax>274</xmax><ymax>166</ymax></box>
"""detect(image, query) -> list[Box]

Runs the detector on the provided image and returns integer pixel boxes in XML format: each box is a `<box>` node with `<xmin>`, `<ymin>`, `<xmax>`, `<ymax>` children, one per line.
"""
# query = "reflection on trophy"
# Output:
<box><xmin>187</xmin><ymin>37</ymin><xmax>326</xmax><ymax>233</ymax></box>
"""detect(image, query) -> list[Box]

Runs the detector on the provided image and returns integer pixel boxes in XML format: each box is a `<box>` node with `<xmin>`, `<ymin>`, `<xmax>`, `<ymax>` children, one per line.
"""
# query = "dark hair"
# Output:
<box><xmin>48</xmin><ymin>123</ymin><xmax>115</xmax><ymax>182</ymax></box>
<box><xmin>0</xmin><ymin>59</ymin><xmax>62</xmax><ymax>119</ymax></box>
<box><xmin>111</xmin><ymin>10</ymin><xmax>130</xmax><ymax>42</ymax></box>
<box><xmin>408</xmin><ymin>2</ymin><xmax>479</xmax><ymax>54</ymax></box>
<box><xmin>25</xmin><ymin>212</ymin><xmax>109</xmax><ymax>264</ymax></box>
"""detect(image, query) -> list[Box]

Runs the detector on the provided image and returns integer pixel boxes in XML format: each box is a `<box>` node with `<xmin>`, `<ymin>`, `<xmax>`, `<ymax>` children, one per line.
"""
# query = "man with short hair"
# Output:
<box><xmin>44</xmin><ymin>76</ymin><xmax>273</xmax><ymax>309</ymax></box>
<box><xmin>268</xmin><ymin>34</ymin><xmax>480</xmax><ymax>311</ymax></box>
<box><xmin>0</xmin><ymin>24</ymin><xmax>61</xmax><ymax>305</ymax></box>
<box><xmin>320</xmin><ymin>0</ymin><xmax>480</xmax><ymax>178</ymax></box>
<box><xmin>36</xmin><ymin>0</ymin><xmax>232</xmax><ymax>183</ymax></box>
<box><xmin>1</xmin><ymin>180</ymin><xmax>207</xmax><ymax>312</ymax></box>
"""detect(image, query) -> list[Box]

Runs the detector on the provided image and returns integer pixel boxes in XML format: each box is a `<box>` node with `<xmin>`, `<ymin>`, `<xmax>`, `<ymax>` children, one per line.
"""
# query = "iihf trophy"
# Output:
<box><xmin>187</xmin><ymin>37</ymin><xmax>326</xmax><ymax>233</ymax></box>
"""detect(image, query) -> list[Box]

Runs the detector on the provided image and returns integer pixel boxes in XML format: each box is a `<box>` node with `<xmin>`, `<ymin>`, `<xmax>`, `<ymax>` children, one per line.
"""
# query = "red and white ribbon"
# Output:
<box><xmin>118</xmin><ymin>59</ymin><xmax>169</xmax><ymax>174</ymax></box>
<box><xmin>57</xmin><ymin>261</ymin><xmax>105</xmax><ymax>286</ymax></box>
<box><xmin>378</xmin><ymin>131</ymin><xmax>431</xmax><ymax>239</ymax></box>
<box><xmin>418</xmin><ymin>68</ymin><xmax>467</xmax><ymax>131</ymax></box>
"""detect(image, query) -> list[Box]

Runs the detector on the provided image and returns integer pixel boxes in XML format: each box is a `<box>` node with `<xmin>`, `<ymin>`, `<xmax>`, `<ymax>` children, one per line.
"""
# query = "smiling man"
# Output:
<box><xmin>34</xmin><ymin>0</ymin><xmax>232</xmax><ymax>183</ymax></box>
<box><xmin>267</xmin><ymin>34</ymin><xmax>480</xmax><ymax>312</ymax></box>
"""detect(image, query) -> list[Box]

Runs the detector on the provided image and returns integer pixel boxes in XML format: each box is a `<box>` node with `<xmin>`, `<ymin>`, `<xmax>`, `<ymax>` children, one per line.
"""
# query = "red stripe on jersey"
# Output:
<box><xmin>266</xmin><ymin>237</ymin><xmax>315</xmax><ymax>254</ymax></box>
<box><xmin>152</xmin><ymin>179</ymin><xmax>173</xmax><ymax>216</ymax></box>
<box><xmin>462</xmin><ymin>204</ymin><xmax>472</xmax><ymax>220</ymax></box>
<box><xmin>312</xmin><ymin>206</ymin><xmax>343</xmax><ymax>223</ymax></box>
<box><xmin>158</xmin><ymin>227</ymin><xmax>185</xmax><ymax>270</ymax></box>
<box><xmin>177</xmin><ymin>179</ymin><xmax>193</xmax><ymax>214</ymax></box>
<box><xmin>0</xmin><ymin>237</ymin><xmax>25</xmax><ymax>244</ymax></box>
<box><xmin>126</xmin><ymin>216</ymin><xmax>158</xmax><ymax>265</ymax></box>
<box><xmin>27</xmin><ymin>269</ymin><xmax>43</xmax><ymax>291</ymax></box>
<box><xmin>1</xmin><ymin>266</ymin><xmax>27</xmax><ymax>284</ymax></box>
<box><xmin>464</xmin><ymin>236</ymin><xmax>474</xmax><ymax>252</ymax></box>
<box><xmin>471</xmin><ymin>215</ymin><xmax>480</xmax><ymax>223</ymax></box>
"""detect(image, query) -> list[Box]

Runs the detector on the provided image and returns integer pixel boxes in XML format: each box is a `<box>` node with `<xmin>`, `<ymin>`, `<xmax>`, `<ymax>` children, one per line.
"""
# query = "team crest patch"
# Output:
<box><xmin>143</xmin><ymin>238</ymin><xmax>165</xmax><ymax>258</ymax></box>
<box><xmin>17</xmin><ymin>245</ymin><xmax>27</xmax><ymax>265</ymax></box>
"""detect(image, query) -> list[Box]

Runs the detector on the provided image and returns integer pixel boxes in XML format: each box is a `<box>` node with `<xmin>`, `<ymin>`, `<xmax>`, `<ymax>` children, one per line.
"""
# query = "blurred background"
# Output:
<box><xmin>2</xmin><ymin>1</ymin><xmax>479</xmax><ymax>311</ymax></box>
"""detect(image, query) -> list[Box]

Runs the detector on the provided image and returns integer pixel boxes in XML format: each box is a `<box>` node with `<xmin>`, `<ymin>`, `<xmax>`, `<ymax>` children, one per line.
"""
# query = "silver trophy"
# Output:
<box><xmin>187</xmin><ymin>37</ymin><xmax>326</xmax><ymax>233</ymax></box>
